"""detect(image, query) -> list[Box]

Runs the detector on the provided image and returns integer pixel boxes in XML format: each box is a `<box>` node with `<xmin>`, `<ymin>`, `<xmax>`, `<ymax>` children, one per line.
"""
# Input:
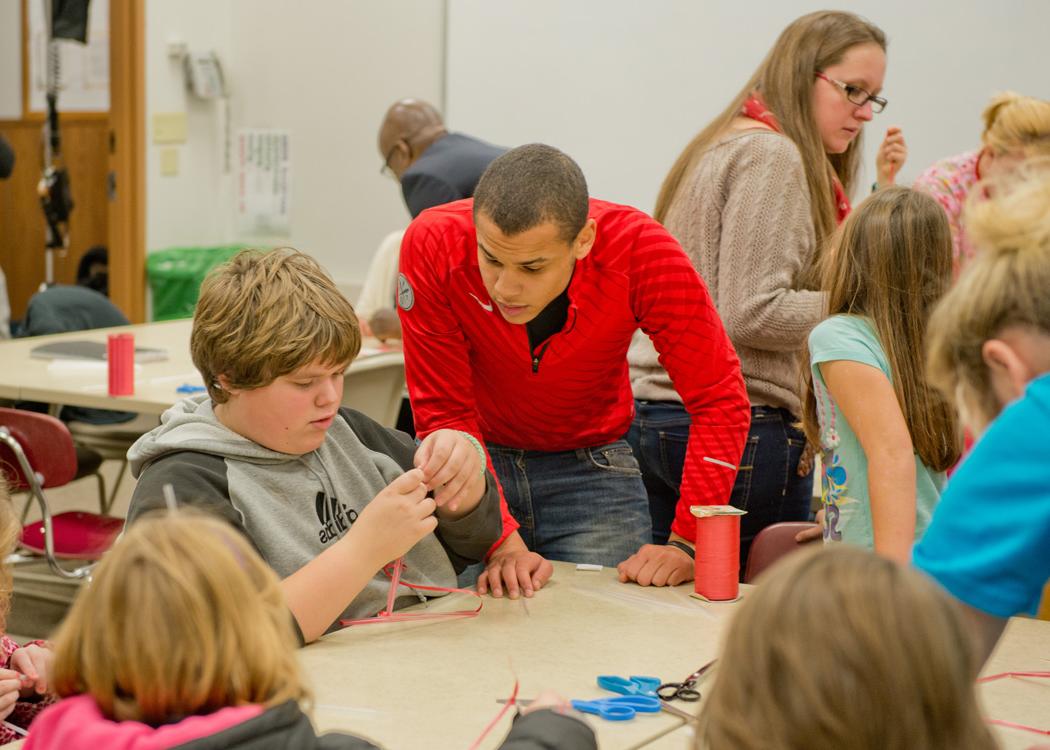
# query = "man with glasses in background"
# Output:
<box><xmin>378</xmin><ymin>98</ymin><xmax>506</xmax><ymax>219</ymax></box>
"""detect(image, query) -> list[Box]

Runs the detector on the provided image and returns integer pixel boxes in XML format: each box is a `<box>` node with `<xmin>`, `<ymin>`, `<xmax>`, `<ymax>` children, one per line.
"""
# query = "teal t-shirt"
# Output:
<box><xmin>809</xmin><ymin>315</ymin><xmax>945</xmax><ymax>550</ymax></box>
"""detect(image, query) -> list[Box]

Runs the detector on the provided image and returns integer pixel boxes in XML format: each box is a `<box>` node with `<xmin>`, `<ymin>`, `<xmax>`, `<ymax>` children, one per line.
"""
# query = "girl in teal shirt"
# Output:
<box><xmin>801</xmin><ymin>188</ymin><xmax>961</xmax><ymax>562</ymax></box>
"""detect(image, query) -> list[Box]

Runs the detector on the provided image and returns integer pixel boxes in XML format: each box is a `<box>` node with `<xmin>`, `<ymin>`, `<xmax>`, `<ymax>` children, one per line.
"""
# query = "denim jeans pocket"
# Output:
<box><xmin>729</xmin><ymin>435</ymin><xmax>761</xmax><ymax>511</ymax></box>
<box><xmin>657</xmin><ymin>429</ymin><xmax>688</xmax><ymax>488</ymax></box>
<box><xmin>585</xmin><ymin>442</ymin><xmax>643</xmax><ymax>476</ymax></box>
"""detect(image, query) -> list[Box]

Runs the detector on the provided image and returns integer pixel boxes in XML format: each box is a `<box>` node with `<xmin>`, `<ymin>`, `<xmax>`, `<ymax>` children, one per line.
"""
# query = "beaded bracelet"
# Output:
<box><xmin>456</xmin><ymin>431</ymin><xmax>488</xmax><ymax>478</ymax></box>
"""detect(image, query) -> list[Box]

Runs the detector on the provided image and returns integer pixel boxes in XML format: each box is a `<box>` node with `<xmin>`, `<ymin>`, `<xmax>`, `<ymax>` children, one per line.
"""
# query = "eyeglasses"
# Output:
<box><xmin>815</xmin><ymin>71</ymin><xmax>887</xmax><ymax>113</ymax></box>
<box><xmin>379</xmin><ymin>143</ymin><xmax>401</xmax><ymax>180</ymax></box>
<box><xmin>379</xmin><ymin>125</ymin><xmax>428</xmax><ymax>180</ymax></box>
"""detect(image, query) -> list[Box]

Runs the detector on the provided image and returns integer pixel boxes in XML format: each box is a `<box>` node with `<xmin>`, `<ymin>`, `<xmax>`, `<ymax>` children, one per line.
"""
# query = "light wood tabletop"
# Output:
<box><xmin>300</xmin><ymin>561</ymin><xmax>735</xmax><ymax>750</ymax></box>
<box><xmin>0</xmin><ymin>319</ymin><xmax>406</xmax><ymax>425</ymax></box>
<box><xmin>299</xmin><ymin>562</ymin><xmax>1050</xmax><ymax>749</ymax></box>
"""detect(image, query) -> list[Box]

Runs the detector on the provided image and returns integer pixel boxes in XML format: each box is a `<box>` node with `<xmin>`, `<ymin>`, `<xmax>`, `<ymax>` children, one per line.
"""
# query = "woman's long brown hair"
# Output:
<box><xmin>654</xmin><ymin>10</ymin><xmax>885</xmax><ymax>283</ymax></box>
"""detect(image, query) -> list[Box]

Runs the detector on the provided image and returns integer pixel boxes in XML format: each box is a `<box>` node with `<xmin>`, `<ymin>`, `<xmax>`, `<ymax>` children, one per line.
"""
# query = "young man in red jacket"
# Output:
<box><xmin>397</xmin><ymin>144</ymin><xmax>749</xmax><ymax>598</ymax></box>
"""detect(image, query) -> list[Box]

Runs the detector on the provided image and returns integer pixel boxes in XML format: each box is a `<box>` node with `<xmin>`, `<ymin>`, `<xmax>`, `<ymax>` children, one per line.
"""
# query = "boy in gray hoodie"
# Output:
<box><xmin>127</xmin><ymin>248</ymin><xmax>502</xmax><ymax>643</ymax></box>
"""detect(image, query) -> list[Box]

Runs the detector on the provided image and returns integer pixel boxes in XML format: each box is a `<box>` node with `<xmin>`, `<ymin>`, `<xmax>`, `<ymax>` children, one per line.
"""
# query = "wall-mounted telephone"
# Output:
<box><xmin>184</xmin><ymin>52</ymin><xmax>227</xmax><ymax>100</ymax></box>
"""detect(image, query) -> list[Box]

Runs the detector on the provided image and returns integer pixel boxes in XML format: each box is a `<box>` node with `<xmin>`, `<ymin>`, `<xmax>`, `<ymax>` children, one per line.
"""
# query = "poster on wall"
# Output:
<box><xmin>236</xmin><ymin>129</ymin><xmax>291</xmax><ymax>236</ymax></box>
<box><xmin>26</xmin><ymin>0</ymin><xmax>110</xmax><ymax>113</ymax></box>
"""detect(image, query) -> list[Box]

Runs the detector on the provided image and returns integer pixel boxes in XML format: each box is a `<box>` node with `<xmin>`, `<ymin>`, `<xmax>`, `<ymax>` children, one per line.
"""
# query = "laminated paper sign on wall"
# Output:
<box><xmin>236</xmin><ymin>129</ymin><xmax>291</xmax><ymax>236</ymax></box>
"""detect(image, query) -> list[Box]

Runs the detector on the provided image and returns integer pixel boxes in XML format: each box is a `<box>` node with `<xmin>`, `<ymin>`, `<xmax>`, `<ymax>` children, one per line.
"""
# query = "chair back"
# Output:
<box><xmin>743</xmin><ymin>521</ymin><xmax>820</xmax><ymax>583</ymax></box>
<box><xmin>341</xmin><ymin>358</ymin><xmax>407</xmax><ymax>428</ymax></box>
<box><xmin>0</xmin><ymin>407</ymin><xmax>77</xmax><ymax>490</ymax></box>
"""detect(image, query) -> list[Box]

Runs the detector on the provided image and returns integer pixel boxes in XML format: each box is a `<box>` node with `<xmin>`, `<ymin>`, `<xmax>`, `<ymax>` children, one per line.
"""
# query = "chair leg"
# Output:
<box><xmin>95</xmin><ymin>471</ymin><xmax>108</xmax><ymax>515</ymax></box>
<box><xmin>105</xmin><ymin>460</ymin><xmax>128</xmax><ymax>515</ymax></box>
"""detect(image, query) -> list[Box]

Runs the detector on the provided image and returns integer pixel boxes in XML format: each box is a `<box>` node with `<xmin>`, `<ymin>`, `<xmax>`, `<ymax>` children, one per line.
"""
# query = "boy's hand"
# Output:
<box><xmin>414</xmin><ymin>430</ymin><xmax>485</xmax><ymax>517</ymax></box>
<box><xmin>0</xmin><ymin>668</ymin><xmax>31</xmax><ymax>720</ymax></box>
<box><xmin>477</xmin><ymin>532</ymin><xmax>554</xmax><ymax>599</ymax></box>
<box><xmin>355</xmin><ymin>468</ymin><xmax>437</xmax><ymax>567</ymax></box>
<box><xmin>9</xmin><ymin>644</ymin><xmax>52</xmax><ymax>697</ymax></box>
<box><xmin>875</xmin><ymin>126</ymin><xmax>907</xmax><ymax>187</ymax></box>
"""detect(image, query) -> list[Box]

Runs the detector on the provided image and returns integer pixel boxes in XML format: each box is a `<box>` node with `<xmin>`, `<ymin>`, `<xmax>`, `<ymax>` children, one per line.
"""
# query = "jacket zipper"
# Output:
<box><xmin>531</xmin><ymin>341</ymin><xmax>551</xmax><ymax>373</ymax></box>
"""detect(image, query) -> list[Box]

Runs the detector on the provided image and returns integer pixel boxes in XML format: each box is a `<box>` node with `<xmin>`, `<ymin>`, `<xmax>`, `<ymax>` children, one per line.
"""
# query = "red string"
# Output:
<box><xmin>468</xmin><ymin>678</ymin><xmax>519</xmax><ymax>750</ymax></box>
<box><xmin>986</xmin><ymin>718</ymin><xmax>1050</xmax><ymax>736</ymax></box>
<box><xmin>339</xmin><ymin>557</ymin><xmax>483</xmax><ymax>627</ymax></box>
<box><xmin>694</xmin><ymin>514</ymin><xmax>740</xmax><ymax>601</ymax></box>
<box><xmin>977</xmin><ymin>670</ymin><xmax>1050</xmax><ymax>683</ymax></box>
<box><xmin>978</xmin><ymin>670</ymin><xmax>1050</xmax><ymax>735</ymax></box>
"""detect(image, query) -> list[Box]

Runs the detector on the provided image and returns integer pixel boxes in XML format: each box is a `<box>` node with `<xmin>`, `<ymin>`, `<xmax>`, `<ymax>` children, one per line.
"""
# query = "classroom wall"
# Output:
<box><xmin>445</xmin><ymin>0</ymin><xmax>1050</xmax><ymax>213</ymax></box>
<box><xmin>145</xmin><ymin>0</ymin><xmax>446</xmax><ymax>295</ymax></box>
<box><xmin>142</xmin><ymin>0</ymin><xmax>1050</xmax><ymax>297</ymax></box>
<box><xmin>0</xmin><ymin>0</ymin><xmax>20</xmax><ymax>120</ymax></box>
<box><xmin>145</xmin><ymin>1</ymin><xmax>237</xmax><ymax>255</ymax></box>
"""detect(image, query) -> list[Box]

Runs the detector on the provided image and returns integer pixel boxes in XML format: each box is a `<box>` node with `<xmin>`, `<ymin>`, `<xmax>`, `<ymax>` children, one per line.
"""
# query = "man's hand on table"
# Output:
<box><xmin>476</xmin><ymin>531</ymin><xmax>553</xmax><ymax>599</ymax></box>
<box><xmin>617</xmin><ymin>533</ymin><xmax>695</xmax><ymax>587</ymax></box>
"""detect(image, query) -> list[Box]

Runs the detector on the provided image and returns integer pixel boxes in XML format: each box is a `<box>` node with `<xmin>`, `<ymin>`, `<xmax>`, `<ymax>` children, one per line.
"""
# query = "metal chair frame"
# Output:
<box><xmin>0</xmin><ymin>425</ymin><xmax>96</xmax><ymax>580</ymax></box>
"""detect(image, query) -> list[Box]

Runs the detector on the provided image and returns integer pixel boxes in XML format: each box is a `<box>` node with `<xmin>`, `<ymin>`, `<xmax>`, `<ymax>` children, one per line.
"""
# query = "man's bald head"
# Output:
<box><xmin>378</xmin><ymin>99</ymin><xmax>447</xmax><ymax>180</ymax></box>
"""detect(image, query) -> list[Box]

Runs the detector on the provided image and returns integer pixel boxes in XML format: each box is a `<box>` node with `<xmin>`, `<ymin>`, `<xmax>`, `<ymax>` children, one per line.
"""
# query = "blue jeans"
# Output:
<box><xmin>626</xmin><ymin>401</ymin><xmax>813</xmax><ymax>571</ymax></box>
<box><xmin>485</xmin><ymin>440</ymin><xmax>652</xmax><ymax>567</ymax></box>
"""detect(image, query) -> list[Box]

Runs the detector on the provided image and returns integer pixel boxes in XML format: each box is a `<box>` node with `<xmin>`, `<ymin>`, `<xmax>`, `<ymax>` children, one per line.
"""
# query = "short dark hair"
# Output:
<box><xmin>473</xmin><ymin>144</ymin><xmax>589</xmax><ymax>243</ymax></box>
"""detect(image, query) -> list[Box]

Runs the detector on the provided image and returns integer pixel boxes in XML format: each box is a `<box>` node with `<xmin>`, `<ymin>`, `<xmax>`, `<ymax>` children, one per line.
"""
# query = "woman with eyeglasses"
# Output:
<box><xmin>626</xmin><ymin>11</ymin><xmax>901</xmax><ymax>572</ymax></box>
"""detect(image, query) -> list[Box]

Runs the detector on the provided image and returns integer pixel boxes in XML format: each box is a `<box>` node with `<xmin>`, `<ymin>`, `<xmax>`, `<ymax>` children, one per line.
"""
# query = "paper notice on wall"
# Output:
<box><xmin>236</xmin><ymin>130</ymin><xmax>291</xmax><ymax>235</ymax></box>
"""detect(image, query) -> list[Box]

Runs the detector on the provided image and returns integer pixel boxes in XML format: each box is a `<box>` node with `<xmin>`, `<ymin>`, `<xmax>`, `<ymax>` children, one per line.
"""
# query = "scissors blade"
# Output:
<box><xmin>659</xmin><ymin>701</ymin><xmax>697</xmax><ymax>722</ymax></box>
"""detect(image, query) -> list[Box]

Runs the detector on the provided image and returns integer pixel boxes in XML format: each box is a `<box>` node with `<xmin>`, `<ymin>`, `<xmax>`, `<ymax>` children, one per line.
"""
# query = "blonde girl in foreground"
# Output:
<box><xmin>24</xmin><ymin>512</ymin><xmax>594</xmax><ymax>749</ymax></box>
<box><xmin>698</xmin><ymin>545</ymin><xmax>997</xmax><ymax>750</ymax></box>
<box><xmin>914</xmin><ymin>167</ymin><xmax>1050</xmax><ymax>663</ymax></box>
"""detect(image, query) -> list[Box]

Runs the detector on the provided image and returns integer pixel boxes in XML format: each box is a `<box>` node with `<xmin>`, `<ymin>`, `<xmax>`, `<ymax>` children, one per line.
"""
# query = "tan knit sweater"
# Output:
<box><xmin>629</xmin><ymin>129</ymin><xmax>825</xmax><ymax>417</ymax></box>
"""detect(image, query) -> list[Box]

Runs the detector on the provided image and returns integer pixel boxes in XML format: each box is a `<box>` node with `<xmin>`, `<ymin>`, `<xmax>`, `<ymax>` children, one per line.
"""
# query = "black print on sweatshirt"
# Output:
<box><xmin>315</xmin><ymin>491</ymin><xmax>359</xmax><ymax>544</ymax></box>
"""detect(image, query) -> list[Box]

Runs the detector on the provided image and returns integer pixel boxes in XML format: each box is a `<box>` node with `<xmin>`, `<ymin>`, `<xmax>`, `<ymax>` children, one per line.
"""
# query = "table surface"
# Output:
<box><xmin>301</xmin><ymin>561</ymin><xmax>730</xmax><ymax>750</ymax></box>
<box><xmin>300</xmin><ymin>562</ymin><xmax>1050</xmax><ymax>750</ymax></box>
<box><xmin>0</xmin><ymin>319</ymin><xmax>403</xmax><ymax>416</ymax></box>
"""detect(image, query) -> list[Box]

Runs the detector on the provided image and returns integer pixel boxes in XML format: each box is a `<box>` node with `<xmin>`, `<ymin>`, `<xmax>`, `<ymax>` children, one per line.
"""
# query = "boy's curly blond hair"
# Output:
<box><xmin>191</xmin><ymin>248</ymin><xmax>361</xmax><ymax>404</ymax></box>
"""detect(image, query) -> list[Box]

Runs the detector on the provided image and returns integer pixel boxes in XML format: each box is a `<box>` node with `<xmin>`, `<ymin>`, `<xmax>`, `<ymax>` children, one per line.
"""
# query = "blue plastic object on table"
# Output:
<box><xmin>570</xmin><ymin>695</ymin><xmax>662</xmax><ymax>721</ymax></box>
<box><xmin>597</xmin><ymin>675</ymin><xmax>661</xmax><ymax>697</ymax></box>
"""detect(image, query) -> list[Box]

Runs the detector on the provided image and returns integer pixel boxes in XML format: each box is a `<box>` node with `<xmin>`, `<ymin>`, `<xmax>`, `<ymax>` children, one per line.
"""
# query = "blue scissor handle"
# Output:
<box><xmin>597</xmin><ymin>674</ymin><xmax>662</xmax><ymax>697</ymax></box>
<box><xmin>572</xmin><ymin>695</ymin><xmax>662</xmax><ymax>721</ymax></box>
<box><xmin>571</xmin><ymin>699</ymin><xmax>634</xmax><ymax>721</ymax></box>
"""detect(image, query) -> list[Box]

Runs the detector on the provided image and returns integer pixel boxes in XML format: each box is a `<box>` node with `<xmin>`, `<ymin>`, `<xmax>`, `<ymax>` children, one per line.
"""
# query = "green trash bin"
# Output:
<box><xmin>146</xmin><ymin>245</ymin><xmax>249</xmax><ymax>321</ymax></box>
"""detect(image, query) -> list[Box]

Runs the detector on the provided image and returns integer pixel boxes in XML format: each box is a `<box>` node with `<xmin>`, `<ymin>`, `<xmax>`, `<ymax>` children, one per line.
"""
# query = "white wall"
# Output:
<box><xmin>446</xmin><ymin>0</ymin><xmax>1050</xmax><ymax>212</ymax></box>
<box><xmin>145</xmin><ymin>0</ymin><xmax>446</xmax><ymax>293</ymax></box>
<box><xmin>145</xmin><ymin>1</ymin><xmax>236</xmax><ymax>253</ymax></box>
<box><xmin>0</xmin><ymin>0</ymin><xmax>22</xmax><ymax>119</ymax></box>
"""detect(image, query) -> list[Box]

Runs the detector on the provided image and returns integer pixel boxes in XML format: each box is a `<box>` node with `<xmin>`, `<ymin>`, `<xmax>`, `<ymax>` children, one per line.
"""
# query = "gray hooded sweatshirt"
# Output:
<box><xmin>127</xmin><ymin>396</ymin><xmax>501</xmax><ymax>636</ymax></box>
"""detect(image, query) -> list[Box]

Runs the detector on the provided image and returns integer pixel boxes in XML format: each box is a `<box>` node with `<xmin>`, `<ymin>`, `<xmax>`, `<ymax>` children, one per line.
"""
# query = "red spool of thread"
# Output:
<box><xmin>691</xmin><ymin>505</ymin><xmax>747</xmax><ymax>601</ymax></box>
<box><xmin>107</xmin><ymin>333</ymin><xmax>135</xmax><ymax>396</ymax></box>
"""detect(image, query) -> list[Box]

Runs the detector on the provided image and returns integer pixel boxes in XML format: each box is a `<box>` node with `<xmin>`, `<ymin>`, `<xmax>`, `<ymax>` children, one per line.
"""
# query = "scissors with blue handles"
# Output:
<box><xmin>596</xmin><ymin>675</ymin><xmax>661</xmax><ymax>697</ymax></box>
<box><xmin>567</xmin><ymin>675</ymin><xmax>663</xmax><ymax>721</ymax></box>
<box><xmin>570</xmin><ymin>694</ymin><xmax>662</xmax><ymax>721</ymax></box>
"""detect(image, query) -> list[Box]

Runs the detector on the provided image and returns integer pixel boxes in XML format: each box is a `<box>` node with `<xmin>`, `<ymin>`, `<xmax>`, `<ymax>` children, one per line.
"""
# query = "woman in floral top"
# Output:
<box><xmin>914</xmin><ymin>91</ymin><xmax>1050</xmax><ymax>277</ymax></box>
<box><xmin>0</xmin><ymin>485</ymin><xmax>55</xmax><ymax>745</ymax></box>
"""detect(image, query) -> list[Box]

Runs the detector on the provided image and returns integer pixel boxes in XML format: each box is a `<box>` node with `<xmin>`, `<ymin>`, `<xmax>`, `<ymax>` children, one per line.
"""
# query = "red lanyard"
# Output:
<box><xmin>339</xmin><ymin>557</ymin><xmax>483</xmax><ymax>627</ymax></box>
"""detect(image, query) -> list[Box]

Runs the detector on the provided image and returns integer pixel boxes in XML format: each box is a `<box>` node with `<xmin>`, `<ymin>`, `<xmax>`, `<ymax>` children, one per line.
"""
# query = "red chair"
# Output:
<box><xmin>743</xmin><ymin>521</ymin><xmax>820</xmax><ymax>584</ymax></box>
<box><xmin>0</xmin><ymin>407</ymin><xmax>123</xmax><ymax>579</ymax></box>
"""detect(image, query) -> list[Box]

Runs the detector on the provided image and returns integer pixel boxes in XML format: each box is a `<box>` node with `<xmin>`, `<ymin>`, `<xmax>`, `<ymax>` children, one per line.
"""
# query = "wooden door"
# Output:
<box><xmin>0</xmin><ymin>0</ymin><xmax>144</xmax><ymax>326</ymax></box>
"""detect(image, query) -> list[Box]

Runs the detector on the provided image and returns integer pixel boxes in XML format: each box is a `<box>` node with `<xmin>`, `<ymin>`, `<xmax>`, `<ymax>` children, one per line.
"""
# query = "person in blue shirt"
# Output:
<box><xmin>914</xmin><ymin>169</ymin><xmax>1050</xmax><ymax>664</ymax></box>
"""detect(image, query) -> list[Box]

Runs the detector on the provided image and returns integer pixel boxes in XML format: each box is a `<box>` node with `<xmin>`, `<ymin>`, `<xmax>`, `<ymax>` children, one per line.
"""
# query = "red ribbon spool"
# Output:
<box><xmin>692</xmin><ymin>505</ymin><xmax>746</xmax><ymax>601</ymax></box>
<box><xmin>107</xmin><ymin>333</ymin><xmax>135</xmax><ymax>396</ymax></box>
